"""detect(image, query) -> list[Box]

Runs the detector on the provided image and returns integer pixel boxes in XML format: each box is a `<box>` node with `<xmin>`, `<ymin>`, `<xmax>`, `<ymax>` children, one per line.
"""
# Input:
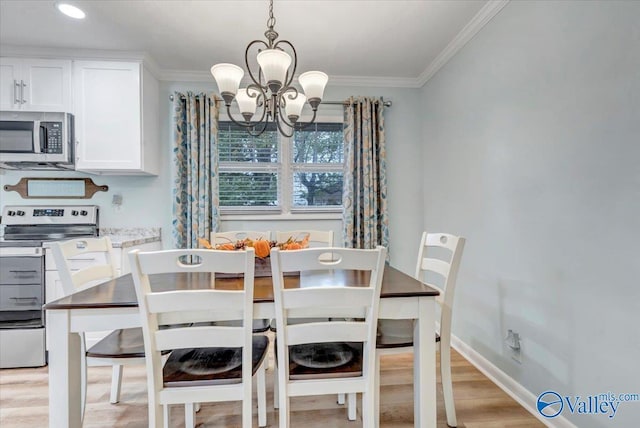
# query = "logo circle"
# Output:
<box><xmin>537</xmin><ymin>391</ymin><xmax>563</xmax><ymax>418</ymax></box>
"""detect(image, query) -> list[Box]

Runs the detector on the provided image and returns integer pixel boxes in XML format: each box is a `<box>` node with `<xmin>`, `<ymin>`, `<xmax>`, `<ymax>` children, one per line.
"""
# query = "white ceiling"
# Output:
<box><xmin>0</xmin><ymin>0</ymin><xmax>492</xmax><ymax>84</ymax></box>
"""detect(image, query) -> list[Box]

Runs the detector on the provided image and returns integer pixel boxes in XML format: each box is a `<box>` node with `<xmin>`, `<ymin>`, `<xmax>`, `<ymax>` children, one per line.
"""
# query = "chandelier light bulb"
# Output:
<box><xmin>236</xmin><ymin>88</ymin><xmax>259</xmax><ymax>120</ymax></box>
<box><xmin>256</xmin><ymin>49</ymin><xmax>292</xmax><ymax>92</ymax></box>
<box><xmin>284</xmin><ymin>93</ymin><xmax>307</xmax><ymax>123</ymax></box>
<box><xmin>299</xmin><ymin>71</ymin><xmax>328</xmax><ymax>108</ymax></box>
<box><xmin>210</xmin><ymin>63</ymin><xmax>244</xmax><ymax>104</ymax></box>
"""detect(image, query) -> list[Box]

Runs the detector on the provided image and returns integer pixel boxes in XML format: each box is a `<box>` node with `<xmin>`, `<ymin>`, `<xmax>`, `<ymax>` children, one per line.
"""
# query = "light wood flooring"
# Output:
<box><xmin>0</xmin><ymin>346</ymin><xmax>544</xmax><ymax>427</ymax></box>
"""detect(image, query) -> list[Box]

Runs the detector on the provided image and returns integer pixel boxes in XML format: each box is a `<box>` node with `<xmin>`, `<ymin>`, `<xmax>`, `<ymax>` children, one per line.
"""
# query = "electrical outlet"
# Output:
<box><xmin>505</xmin><ymin>329</ymin><xmax>522</xmax><ymax>364</ymax></box>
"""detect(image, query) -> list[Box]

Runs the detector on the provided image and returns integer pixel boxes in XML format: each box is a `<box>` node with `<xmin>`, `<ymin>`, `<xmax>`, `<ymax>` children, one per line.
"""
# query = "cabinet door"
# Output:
<box><xmin>0</xmin><ymin>58</ymin><xmax>22</xmax><ymax>110</ymax></box>
<box><xmin>74</xmin><ymin>61</ymin><xmax>142</xmax><ymax>171</ymax></box>
<box><xmin>22</xmin><ymin>59</ymin><xmax>72</xmax><ymax>112</ymax></box>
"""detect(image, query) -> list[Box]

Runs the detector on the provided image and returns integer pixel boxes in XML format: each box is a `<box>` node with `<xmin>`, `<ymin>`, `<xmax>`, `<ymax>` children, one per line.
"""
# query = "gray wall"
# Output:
<box><xmin>420</xmin><ymin>1</ymin><xmax>640</xmax><ymax>426</ymax></box>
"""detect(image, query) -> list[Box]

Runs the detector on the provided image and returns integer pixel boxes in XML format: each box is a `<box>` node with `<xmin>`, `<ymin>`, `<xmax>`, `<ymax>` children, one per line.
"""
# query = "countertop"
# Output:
<box><xmin>100</xmin><ymin>227</ymin><xmax>161</xmax><ymax>249</ymax></box>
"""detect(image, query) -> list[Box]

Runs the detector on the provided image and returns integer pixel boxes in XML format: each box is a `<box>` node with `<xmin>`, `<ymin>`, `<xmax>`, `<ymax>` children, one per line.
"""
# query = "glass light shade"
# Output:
<box><xmin>210</xmin><ymin>63</ymin><xmax>244</xmax><ymax>95</ymax></box>
<box><xmin>285</xmin><ymin>93</ymin><xmax>307</xmax><ymax>119</ymax></box>
<box><xmin>235</xmin><ymin>88</ymin><xmax>258</xmax><ymax>115</ymax></box>
<box><xmin>256</xmin><ymin>49</ymin><xmax>292</xmax><ymax>85</ymax></box>
<box><xmin>298</xmin><ymin>71</ymin><xmax>328</xmax><ymax>100</ymax></box>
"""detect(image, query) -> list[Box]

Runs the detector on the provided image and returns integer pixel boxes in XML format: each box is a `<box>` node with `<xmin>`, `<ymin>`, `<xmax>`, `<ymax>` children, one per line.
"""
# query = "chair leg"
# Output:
<box><xmin>347</xmin><ymin>393</ymin><xmax>357</xmax><ymax>421</ymax></box>
<box><xmin>110</xmin><ymin>364</ymin><xmax>124</xmax><ymax>404</ymax></box>
<box><xmin>80</xmin><ymin>348</ymin><xmax>87</xmax><ymax>423</ymax></box>
<box><xmin>257</xmin><ymin>364</ymin><xmax>267</xmax><ymax>427</ymax></box>
<box><xmin>440</xmin><ymin>344</ymin><xmax>457</xmax><ymax>427</ymax></box>
<box><xmin>362</xmin><ymin>391</ymin><xmax>375</xmax><ymax>428</ymax></box>
<box><xmin>163</xmin><ymin>405</ymin><xmax>170</xmax><ymax>428</ymax></box>
<box><xmin>243</xmin><ymin>385</ymin><xmax>252</xmax><ymax>428</ymax></box>
<box><xmin>374</xmin><ymin>353</ymin><xmax>381</xmax><ymax>428</ymax></box>
<box><xmin>185</xmin><ymin>403</ymin><xmax>196</xmax><ymax>428</ymax></box>
<box><xmin>337</xmin><ymin>393</ymin><xmax>346</xmax><ymax>405</ymax></box>
<box><xmin>273</xmin><ymin>364</ymin><xmax>279</xmax><ymax>409</ymax></box>
<box><xmin>278</xmin><ymin>396</ymin><xmax>290</xmax><ymax>428</ymax></box>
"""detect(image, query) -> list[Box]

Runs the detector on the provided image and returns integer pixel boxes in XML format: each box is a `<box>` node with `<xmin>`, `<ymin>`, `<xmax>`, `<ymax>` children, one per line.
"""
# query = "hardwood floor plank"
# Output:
<box><xmin>0</xmin><ymin>349</ymin><xmax>543</xmax><ymax>427</ymax></box>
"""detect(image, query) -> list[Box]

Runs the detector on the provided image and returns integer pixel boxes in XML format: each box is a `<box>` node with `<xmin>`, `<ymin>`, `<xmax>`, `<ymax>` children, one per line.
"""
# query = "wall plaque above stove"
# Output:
<box><xmin>3</xmin><ymin>177</ymin><xmax>108</xmax><ymax>199</ymax></box>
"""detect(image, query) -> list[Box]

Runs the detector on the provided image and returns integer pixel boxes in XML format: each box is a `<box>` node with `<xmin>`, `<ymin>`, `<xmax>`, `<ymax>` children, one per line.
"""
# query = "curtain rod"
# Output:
<box><xmin>168</xmin><ymin>94</ymin><xmax>392</xmax><ymax>107</ymax></box>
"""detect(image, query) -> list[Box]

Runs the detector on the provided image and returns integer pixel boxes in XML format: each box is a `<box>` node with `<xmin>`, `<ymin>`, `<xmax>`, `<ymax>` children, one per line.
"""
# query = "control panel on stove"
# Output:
<box><xmin>1</xmin><ymin>205</ymin><xmax>99</xmax><ymax>225</ymax></box>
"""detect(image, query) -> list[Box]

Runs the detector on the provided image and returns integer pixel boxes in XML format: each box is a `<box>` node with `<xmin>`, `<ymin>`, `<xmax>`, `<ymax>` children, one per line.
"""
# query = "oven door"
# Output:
<box><xmin>0</xmin><ymin>248</ymin><xmax>44</xmax><ymax>328</ymax></box>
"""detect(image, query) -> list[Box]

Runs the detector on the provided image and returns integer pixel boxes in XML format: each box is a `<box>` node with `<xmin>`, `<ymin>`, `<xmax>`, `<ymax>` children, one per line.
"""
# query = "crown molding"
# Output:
<box><xmin>417</xmin><ymin>0</ymin><xmax>510</xmax><ymax>86</ymax></box>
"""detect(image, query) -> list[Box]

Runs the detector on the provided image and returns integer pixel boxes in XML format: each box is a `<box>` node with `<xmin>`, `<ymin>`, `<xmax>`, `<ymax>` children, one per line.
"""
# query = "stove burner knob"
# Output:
<box><xmin>16</xmin><ymin>210</ymin><xmax>25</xmax><ymax>216</ymax></box>
<box><xmin>71</xmin><ymin>210</ymin><xmax>79</xmax><ymax>216</ymax></box>
<box><xmin>80</xmin><ymin>210</ymin><xmax>88</xmax><ymax>216</ymax></box>
<box><xmin>7</xmin><ymin>210</ymin><xmax>16</xmax><ymax>216</ymax></box>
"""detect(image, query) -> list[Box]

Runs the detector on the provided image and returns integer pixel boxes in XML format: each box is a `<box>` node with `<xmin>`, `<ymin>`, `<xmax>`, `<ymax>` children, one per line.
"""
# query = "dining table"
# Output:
<box><xmin>44</xmin><ymin>264</ymin><xmax>439</xmax><ymax>428</ymax></box>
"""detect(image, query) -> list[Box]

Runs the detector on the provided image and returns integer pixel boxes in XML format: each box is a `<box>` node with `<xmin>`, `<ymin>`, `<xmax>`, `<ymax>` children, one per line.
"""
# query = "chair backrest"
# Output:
<box><xmin>51</xmin><ymin>236</ymin><xmax>118</xmax><ymax>296</ymax></box>
<box><xmin>129</xmin><ymin>248</ymin><xmax>256</xmax><ymax>404</ymax></box>
<box><xmin>274</xmin><ymin>230</ymin><xmax>333</xmax><ymax>247</ymax></box>
<box><xmin>270</xmin><ymin>246</ymin><xmax>386</xmax><ymax>380</ymax></box>
<box><xmin>211</xmin><ymin>230</ymin><xmax>271</xmax><ymax>245</ymax></box>
<box><xmin>414</xmin><ymin>232</ymin><xmax>465</xmax><ymax>338</ymax></box>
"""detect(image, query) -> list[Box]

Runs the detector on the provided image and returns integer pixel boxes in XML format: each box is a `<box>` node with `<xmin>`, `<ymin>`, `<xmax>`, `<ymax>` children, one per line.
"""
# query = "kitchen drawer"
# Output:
<box><xmin>0</xmin><ymin>257</ymin><xmax>43</xmax><ymax>285</ymax></box>
<box><xmin>45</xmin><ymin>249</ymin><xmax>107</xmax><ymax>271</ymax></box>
<box><xmin>0</xmin><ymin>284</ymin><xmax>43</xmax><ymax>310</ymax></box>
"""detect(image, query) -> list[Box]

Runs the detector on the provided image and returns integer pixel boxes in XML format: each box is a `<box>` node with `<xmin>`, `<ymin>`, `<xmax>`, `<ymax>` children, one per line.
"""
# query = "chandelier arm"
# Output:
<box><xmin>276</xmin><ymin>98</ymin><xmax>296</xmax><ymax>129</ymax></box>
<box><xmin>274</xmin><ymin>113</ymin><xmax>294</xmax><ymax>138</ymax></box>
<box><xmin>274</xmin><ymin>40</ymin><xmax>297</xmax><ymax>89</ymax></box>
<box><xmin>294</xmin><ymin>109</ymin><xmax>319</xmax><ymax>131</ymax></box>
<box><xmin>225</xmin><ymin>104</ymin><xmax>256</xmax><ymax>129</ymax></box>
<box><xmin>245</xmin><ymin>39</ymin><xmax>270</xmax><ymax>87</ymax></box>
<box><xmin>247</xmin><ymin>84</ymin><xmax>270</xmax><ymax>125</ymax></box>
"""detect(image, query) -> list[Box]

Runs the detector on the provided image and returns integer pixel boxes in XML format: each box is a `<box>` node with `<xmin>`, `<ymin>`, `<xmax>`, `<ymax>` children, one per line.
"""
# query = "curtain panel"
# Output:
<box><xmin>342</xmin><ymin>96</ymin><xmax>389</xmax><ymax>250</ymax></box>
<box><xmin>172</xmin><ymin>92</ymin><xmax>220</xmax><ymax>249</ymax></box>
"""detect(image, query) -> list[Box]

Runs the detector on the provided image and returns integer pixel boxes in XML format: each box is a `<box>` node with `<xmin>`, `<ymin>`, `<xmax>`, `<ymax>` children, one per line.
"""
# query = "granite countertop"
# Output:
<box><xmin>100</xmin><ymin>227</ymin><xmax>161</xmax><ymax>249</ymax></box>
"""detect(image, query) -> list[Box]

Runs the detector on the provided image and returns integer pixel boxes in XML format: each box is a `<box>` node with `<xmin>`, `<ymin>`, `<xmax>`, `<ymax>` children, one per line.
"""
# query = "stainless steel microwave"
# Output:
<box><xmin>0</xmin><ymin>111</ymin><xmax>74</xmax><ymax>170</ymax></box>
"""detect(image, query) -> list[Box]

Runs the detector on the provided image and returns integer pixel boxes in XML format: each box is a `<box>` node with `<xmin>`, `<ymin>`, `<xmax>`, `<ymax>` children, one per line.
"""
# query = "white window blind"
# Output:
<box><xmin>218</xmin><ymin>121</ymin><xmax>344</xmax><ymax>214</ymax></box>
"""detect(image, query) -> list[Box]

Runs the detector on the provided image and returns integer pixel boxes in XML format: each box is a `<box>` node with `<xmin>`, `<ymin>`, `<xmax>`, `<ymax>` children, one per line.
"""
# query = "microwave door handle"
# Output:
<box><xmin>33</xmin><ymin>121</ymin><xmax>42</xmax><ymax>154</ymax></box>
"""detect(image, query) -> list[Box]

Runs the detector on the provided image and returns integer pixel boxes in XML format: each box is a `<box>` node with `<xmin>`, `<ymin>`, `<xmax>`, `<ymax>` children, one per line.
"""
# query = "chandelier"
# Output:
<box><xmin>210</xmin><ymin>0</ymin><xmax>328</xmax><ymax>137</ymax></box>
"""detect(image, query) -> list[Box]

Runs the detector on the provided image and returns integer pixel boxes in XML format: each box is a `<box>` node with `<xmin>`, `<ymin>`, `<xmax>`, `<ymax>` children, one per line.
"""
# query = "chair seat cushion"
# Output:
<box><xmin>285</xmin><ymin>342</ymin><xmax>363</xmax><ymax>380</ymax></box>
<box><xmin>86</xmin><ymin>327</ymin><xmax>148</xmax><ymax>358</ymax></box>
<box><xmin>162</xmin><ymin>334</ymin><xmax>269</xmax><ymax>387</ymax></box>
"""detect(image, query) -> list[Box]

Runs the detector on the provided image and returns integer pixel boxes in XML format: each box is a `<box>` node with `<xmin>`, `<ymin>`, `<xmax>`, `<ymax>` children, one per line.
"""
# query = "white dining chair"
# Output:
<box><xmin>270</xmin><ymin>246</ymin><xmax>387</xmax><ymax>428</ymax></box>
<box><xmin>129</xmin><ymin>247</ymin><xmax>268</xmax><ymax>428</ymax></box>
<box><xmin>211</xmin><ymin>230</ymin><xmax>272</xmax><ymax>245</ymax></box>
<box><xmin>51</xmin><ymin>236</ymin><xmax>147</xmax><ymax>420</ymax></box>
<box><xmin>274</xmin><ymin>230</ymin><xmax>333</xmax><ymax>247</ymax></box>
<box><xmin>372</xmin><ymin>232</ymin><xmax>465</xmax><ymax>427</ymax></box>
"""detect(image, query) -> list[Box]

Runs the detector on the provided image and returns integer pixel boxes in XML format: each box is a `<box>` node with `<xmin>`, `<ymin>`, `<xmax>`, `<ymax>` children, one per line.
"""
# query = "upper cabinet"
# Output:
<box><xmin>0</xmin><ymin>58</ymin><xmax>72</xmax><ymax>112</ymax></box>
<box><xmin>73</xmin><ymin>60</ymin><xmax>159</xmax><ymax>175</ymax></box>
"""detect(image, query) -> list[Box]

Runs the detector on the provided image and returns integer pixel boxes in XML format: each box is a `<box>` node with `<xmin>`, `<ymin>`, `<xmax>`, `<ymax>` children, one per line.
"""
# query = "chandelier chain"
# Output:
<box><xmin>267</xmin><ymin>0</ymin><xmax>276</xmax><ymax>31</ymax></box>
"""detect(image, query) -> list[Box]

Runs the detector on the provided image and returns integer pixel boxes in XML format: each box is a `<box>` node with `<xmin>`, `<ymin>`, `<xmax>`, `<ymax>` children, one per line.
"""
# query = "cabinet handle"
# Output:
<box><xmin>21</xmin><ymin>80</ymin><xmax>27</xmax><ymax>104</ymax></box>
<box><xmin>14</xmin><ymin>80</ymin><xmax>20</xmax><ymax>104</ymax></box>
<box><xmin>9</xmin><ymin>270</ymin><xmax>38</xmax><ymax>274</ymax></box>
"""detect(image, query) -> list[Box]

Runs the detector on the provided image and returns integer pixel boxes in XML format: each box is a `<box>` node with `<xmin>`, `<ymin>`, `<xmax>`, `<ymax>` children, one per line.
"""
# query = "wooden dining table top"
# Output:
<box><xmin>44</xmin><ymin>264</ymin><xmax>439</xmax><ymax>310</ymax></box>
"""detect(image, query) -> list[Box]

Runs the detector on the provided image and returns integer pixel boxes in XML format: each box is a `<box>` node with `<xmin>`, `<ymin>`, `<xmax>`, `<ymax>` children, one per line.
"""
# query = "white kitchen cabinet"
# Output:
<box><xmin>73</xmin><ymin>60</ymin><xmax>159</xmax><ymax>175</ymax></box>
<box><xmin>0</xmin><ymin>57</ymin><xmax>72</xmax><ymax>112</ymax></box>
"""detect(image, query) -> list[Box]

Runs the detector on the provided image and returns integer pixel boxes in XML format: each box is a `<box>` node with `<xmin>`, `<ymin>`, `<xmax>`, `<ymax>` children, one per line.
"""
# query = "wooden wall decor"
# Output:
<box><xmin>3</xmin><ymin>177</ymin><xmax>109</xmax><ymax>199</ymax></box>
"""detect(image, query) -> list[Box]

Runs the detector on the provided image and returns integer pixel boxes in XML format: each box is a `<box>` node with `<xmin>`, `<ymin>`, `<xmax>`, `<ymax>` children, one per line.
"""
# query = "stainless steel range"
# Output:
<box><xmin>0</xmin><ymin>204</ymin><xmax>99</xmax><ymax>368</ymax></box>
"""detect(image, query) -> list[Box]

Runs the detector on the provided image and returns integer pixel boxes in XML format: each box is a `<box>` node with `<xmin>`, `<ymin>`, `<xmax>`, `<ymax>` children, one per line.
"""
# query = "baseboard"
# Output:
<box><xmin>450</xmin><ymin>335</ymin><xmax>577</xmax><ymax>428</ymax></box>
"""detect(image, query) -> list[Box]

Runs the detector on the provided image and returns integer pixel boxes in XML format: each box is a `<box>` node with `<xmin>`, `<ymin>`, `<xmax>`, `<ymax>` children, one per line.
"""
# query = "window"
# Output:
<box><xmin>218</xmin><ymin>121</ymin><xmax>344</xmax><ymax>214</ymax></box>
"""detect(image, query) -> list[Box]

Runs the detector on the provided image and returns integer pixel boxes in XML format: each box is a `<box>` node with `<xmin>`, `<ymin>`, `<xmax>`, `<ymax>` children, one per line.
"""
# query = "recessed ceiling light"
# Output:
<box><xmin>56</xmin><ymin>3</ymin><xmax>86</xmax><ymax>19</ymax></box>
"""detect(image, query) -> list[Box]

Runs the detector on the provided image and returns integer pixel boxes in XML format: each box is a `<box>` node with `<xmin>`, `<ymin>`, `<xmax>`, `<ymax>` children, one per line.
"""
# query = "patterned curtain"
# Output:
<box><xmin>342</xmin><ymin>96</ymin><xmax>389</xmax><ymax>249</ymax></box>
<box><xmin>172</xmin><ymin>92</ymin><xmax>220</xmax><ymax>248</ymax></box>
